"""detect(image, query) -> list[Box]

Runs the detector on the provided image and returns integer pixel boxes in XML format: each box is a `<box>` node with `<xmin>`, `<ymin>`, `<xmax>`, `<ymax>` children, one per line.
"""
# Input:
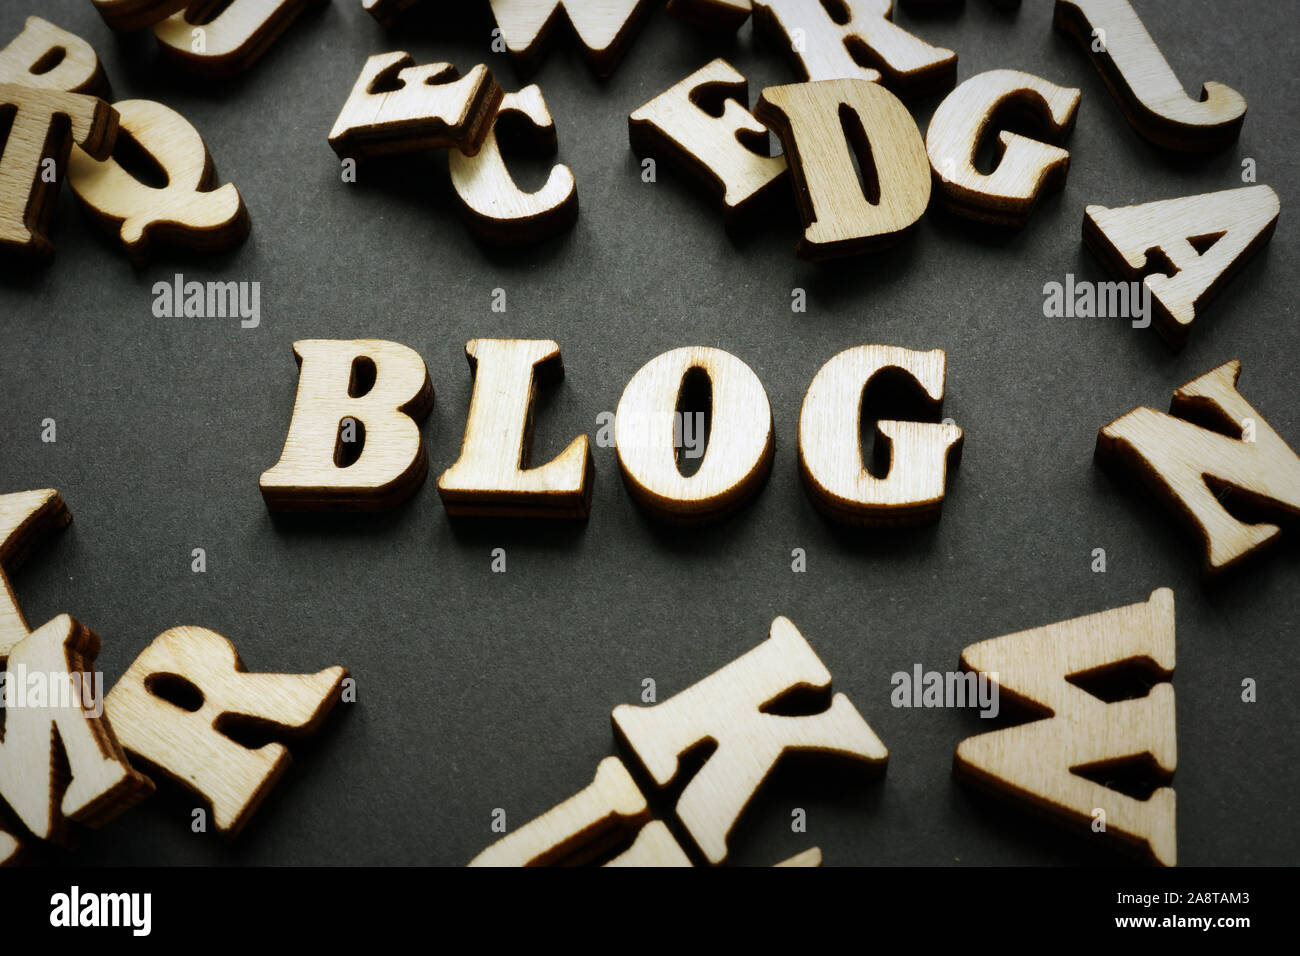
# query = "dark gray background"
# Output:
<box><xmin>1</xmin><ymin>0</ymin><xmax>1295</xmax><ymax>866</ymax></box>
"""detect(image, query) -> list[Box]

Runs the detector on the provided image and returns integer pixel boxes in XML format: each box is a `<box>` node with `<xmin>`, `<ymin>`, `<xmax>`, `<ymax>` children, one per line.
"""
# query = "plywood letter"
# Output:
<box><xmin>755</xmin><ymin>78</ymin><xmax>930</xmax><ymax>258</ymax></box>
<box><xmin>926</xmin><ymin>69</ymin><xmax>1080</xmax><ymax>226</ymax></box>
<box><xmin>92</xmin><ymin>0</ymin><xmax>191</xmax><ymax>32</ymax></box>
<box><xmin>799</xmin><ymin>345</ymin><xmax>962</xmax><ymax>525</ymax></box>
<box><xmin>438</xmin><ymin>339</ymin><xmax>593</xmax><ymax>518</ymax></box>
<box><xmin>448</xmin><ymin>86</ymin><xmax>578</xmax><ymax>245</ymax></box>
<box><xmin>628</xmin><ymin>59</ymin><xmax>787</xmax><ymax>224</ymax></box>
<box><xmin>954</xmin><ymin>589</ymin><xmax>1177</xmax><ymax>866</ymax></box>
<box><xmin>753</xmin><ymin>0</ymin><xmax>955</xmax><ymax>97</ymax></box>
<box><xmin>0</xmin><ymin>16</ymin><xmax>108</xmax><ymax>96</ymax></box>
<box><xmin>615</xmin><ymin>346</ymin><xmax>773</xmax><ymax>523</ymax></box>
<box><xmin>0</xmin><ymin>82</ymin><xmax>117</xmax><ymax>262</ymax></box>
<box><xmin>612</xmin><ymin>616</ymin><xmax>887</xmax><ymax>864</ymax></box>
<box><xmin>1053</xmin><ymin>0</ymin><xmax>1245</xmax><ymax>151</ymax></box>
<box><xmin>68</xmin><ymin>99</ymin><xmax>249</xmax><ymax>265</ymax></box>
<box><xmin>1096</xmin><ymin>361</ymin><xmax>1300</xmax><ymax>576</ymax></box>
<box><xmin>154</xmin><ymin>0</ymin><xmax>325</xmax><ymax>78</ymax></box>
<box><xmin>1083</xmin><ymin>186</ymin><xmax>1280</xmax><ymax>349</ymax></box>
<box><xmin>105</xmin><ymin>626</ymin><xmax>346</xmax><ymax>837</ymax></box>
<box><xmin>487</xmin><ymin>0</ymin><xmax>655</xmax><ymax>77</ymax></box>
<box><xmin>328</xmin><ymin>52</ymin><xmax>503</xmax><ymax>160</ymax></box>
<box><xmin>469</xmin><ymin>757</ymin><xmax>651</xmax><ymax>866</ymax></box>
<box><xmin>260</xmin><ymin>339</ymin><xmax>435</xmax><ymax>511</ymax></box>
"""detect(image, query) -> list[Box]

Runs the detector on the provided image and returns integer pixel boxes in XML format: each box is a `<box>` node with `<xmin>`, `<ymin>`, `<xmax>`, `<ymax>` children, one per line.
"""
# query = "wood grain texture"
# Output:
<box><xmin>91</xmin><ymin>0</ymin><xmax>191</xmax><ymax>32</ymax></box>
<box><xmin>1053</xmin><ymin>0</ymin><xmax>1245</xmax><ymax>151</ymax></box>
<box><xmin>67</xmin><ymin>99</ymin><xmax>250</xmax><ymax>265</ymax></box>
<box><xmin>753</xmin><ymin>0</ymin><xmax>956</xmax><ymax>98</ymax></box>
<box><xmin>666</xmin><ymin>0</ymin><xmax>752</xmax><ymax>32</ymax></box>
<box><xmin>437</xmin><ymin>338</ymin><xmax>593</xmax><ymax>518</ymax></box>
<box><xmin>0</xmin><ymin>82</ymin><xmax>118</xmax><ymax>262</ymax></box>
<box><xmin>469</xmin><ymin>757</ymin><xmax>651</xmax><ymax>866</ymax></box>
<box><xmin>154</xmin><ymin>0</ymin><xmax>325</xmax><ymax>79</ymax></box>
<box><xmin>0</xmin><ymin>488</ymin><xmax>70</xmax><ymax>657</ymax></box>
<box><xmin>0</xmin><ymin>16</ymin><xmax>109</xmax><ymax>97</ymax></box>
<box><xmin>612</xmin><ymin>616</ymin><xmax>887</xmax><ymax>864</ymax></box>
<box><xmin>260</xmin><ymin>339</ymin><xmax>435</xmax><ymax>511</ymax></box>
<box><xmin>487</xmin><ymin>0</ymin><xmax>655</xmax><ymax>77</ymax></box>
<box><xmin>954</xmin><ymin>588</ymin><xmax>1177</xmax><ymax>866</ymax></box>
<box><xmin>448</xmin><ymin>86</ymin><xmax>578</xmax><ymax>245</ymax></box>
<box><xmin>1096</xmin><ymin>360</ymin><xmax>1300</xmax><ymax>576</ymax></box>
<box><xmin>926</xmin><ymin>69</ymin><xmax>1080</xmax><ymax>227</ymax></box>
<box><xmin>755</xmin><ymin>78</ymin><xmax>930</xmax><ymax>259</ymax></box>
<box><xmin>799</xmin><ymin>345</ymin><xmax>963</xmax><ymax>526</ymax></box>
<box><xmin>1</xmin><ymin>615</ymin><xmax>154</xmax><ymax>844</ymax></box>
<box><xmin>1083</xmin><ymin>185</ymin><xmax>1280</xmax><ymax>349</ymax></box>
<box><xmin>614</xmin><ymin>346</ymin><xmax>774</xmax><ymax>523</ymax></box>
<box><xmin>628</xmin><ymin>58</ymin><xmax>787</xmax><ymax>225</ymax></box>
<box><xmin>327</xmin><ymin>52</ymin><xmax>504</xmax><ymax>160</ymax></box>
<box><xmin>105</xmin><ymin>625</ymin><xmax>347</xmax><ymax>838</ymax></box>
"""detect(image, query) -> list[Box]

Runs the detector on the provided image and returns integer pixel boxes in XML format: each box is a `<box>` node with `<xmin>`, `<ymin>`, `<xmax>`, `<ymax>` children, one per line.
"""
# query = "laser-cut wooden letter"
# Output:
<box><xmin>612</xmin><ymin>616</ymin><xmax>887</xmax><ymax>864</ymax></box>
<box><xmin>154</xmin><ymin>0</ymin><xmax>325</xmax><ymax>78</ymax></box>
<box><xmin>1096</xmin><ymin>361</ymin><xmax>1300</xmax><ymax>576</ymax></box>
<box><xmin>469</xmin><ymin>757</ymin><xmax>651</xmax><ymax>866</ymax></box>
<box><xmin>926</xmin><ymin>69</ymin><xmax>1080</xmax><ymax>226</ymax></box>
<box><xmin>328</xmin><ymin>52</ymin><xmax>503</xmax><ymax>160</ymax></box>
<box><xmin>0</xmin><ymin>490</ymin><xmax>152</xmax><ymax>857</ymax></box>
<box><xmin>0</xmin><ymin>16</ymin><xmax>108</xmax><ymax>96</ymax></box>
<box><xmin>753</xmin><ymin>0</ymin><xmax>955</xmax><ymax>97</ymax></box>
<box><xmin>105</xmin><ymin>625</ymin><xmax>346</xmax><ymax>837</ymax></box>
<box><xmin>448</xmin><ymin>86</ymin><xmax>578</xmax><ymax>245</ymax></box>
<box><xmin>628</xmin><ymin>59</ymin><xmax>787</xmax><ymax>224</ymax></box>
<box><xmin>487</xmin><ymin>0</ymin><xmax>655</xmax><ymax>77</ymax></box>
<box><xmin>1053</xmin><ymin>0</ymin><xmax>1245</xmax><ymax>151</ymax></box>
<box><xmin>615</xmin><ymin>346</ymin><xmax>773</xmax><ymax>523</ymax></box>
<box><xmin>799</xmin><ymin>345</ymin><xmax>962</xmax><ymax>525</ymax></box>
<box><xmin>954</xmin><ymin>588</ymin><xmax>1177</xmax><ymax>866</ymax></box>
<box><xmin>0</xmin><ymin>82</ymin><xmax>117</xmax><ymax>262</ymax></box>
<box><xmin>67</xmin><ymin>99</ymin><xmax>250</xmax><ymax>265</ymax></box>
<box><xmin>1083</xmin><ymin>185</ymin><xmax>1280</xmax><ymax>349</ymax></box>
<box><xmin>438</xmin><ymin>338</ymin><xmax>594</xmax><ymax>518</ymax></box>
<box><xmin>260</xmin><ymin>339</ymin><xmax>435</xmax><ymax>511</ymax></box>
<box><xmin>755</xmin><ymin>78</ymin><xmax>930</xmax><ymax>259</ymax></box>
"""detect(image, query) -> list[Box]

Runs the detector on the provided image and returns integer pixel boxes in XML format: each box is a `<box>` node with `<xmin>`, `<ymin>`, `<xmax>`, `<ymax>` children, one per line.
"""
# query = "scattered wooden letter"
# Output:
<box><xmin>753</xmin><ymin>0</ymin><xmax>956</xmax><ymax>97</ymax></box>
<box><xmin>1096</xmin><ymin>361</ymin><xmax>1300</xmax><ymax>576</ymax></box>
<box><xmin>799</xmin><ymin>345</ymin><xmax>962</xmax><ymax>525</ymax></box>
<box><xmin>614</xmin><ymin>346</ymin><xmax>773</xmax><ymax>523</ymax></box>
<box><xmin>0</xmin><ymin>82</ymin><xmax>118</xmax><ymax>262</ymax></box>
<box><xmin>1083</xmin><ymin>185</ymin><xmax>1280</xmax><ymax>349</ymax></box>
<box><xmin>954</xmin><ymin>588</ymin><xmax>1177</xmax><ymax>866</ymax></box>
<box><xmin>1053</xmin><ymin>0</ymin><xmax>1245</xmax><ymax>151</ymax></box>
<box><xmin>328</xmin><ymin>52</ymin><xmax>504</xmax><ymax>160</ymax></box>
<box><xmin>438</xmin><ymin>339</ymin><xmax>594</xmax><ymax>518</ymax></box>
<box><xmin>755</xmin><ymin>78</ymin><xmax>930</xmax><ymax>259</ymax></box>
<box><xmin>67</xmin><ymin>99</ymin><xmax>250</xmax><ymax>265</ymax></box>
<box><xmin>0</xmin><ymin>16</ymin><xmax>108</xmax><ymax>96</ymax></box>
<box><xmin>926</xmin><ymin>69</ymin><xmax>1080</xmax><ymax>227</ymax></box>
<box><xmin>628</xmin><ymin>58</ymin><xmax>787</xmax><ymax>224</ymax></box>
<box><xmin>362</xmin><ymin>0</ymin><xmax>420</xmax><ymax>27</ymax></box>
<box><xmin>487</xmin><ymin>0</ymin><xmax>655</xmax><ymax>77</ymax></box>
<box><xmin>154</xmin><ymin>0</ymin><xmax>326</xmax><ymax>79</ymax></box>
<box><xmin>260</xmin><ymin>339</ymin><xmax>435</xmax><ymax>511</ymax></box>
<box><xmin>448</xmin><ymin>86</ymin><xmax>578</xmax><ymax>245</ymax></box>
<box><xmin>0</xmin><ymin>490</ymin><xmax>152</xmax><ymax>858</ymax></box>
<box><xmin>105</xmin><ymin>626</ymin><xmax>347</xmax><ymax>837</ymax></box>
<box><xmin>468</xmin><ymin>757</ymin><xmax>651</xmax><ymax>866</ymax></box>
<box><xmin>612</xmin><ymin>616</ymin><xmax>887</xmax><ymax>864</ymax></box>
